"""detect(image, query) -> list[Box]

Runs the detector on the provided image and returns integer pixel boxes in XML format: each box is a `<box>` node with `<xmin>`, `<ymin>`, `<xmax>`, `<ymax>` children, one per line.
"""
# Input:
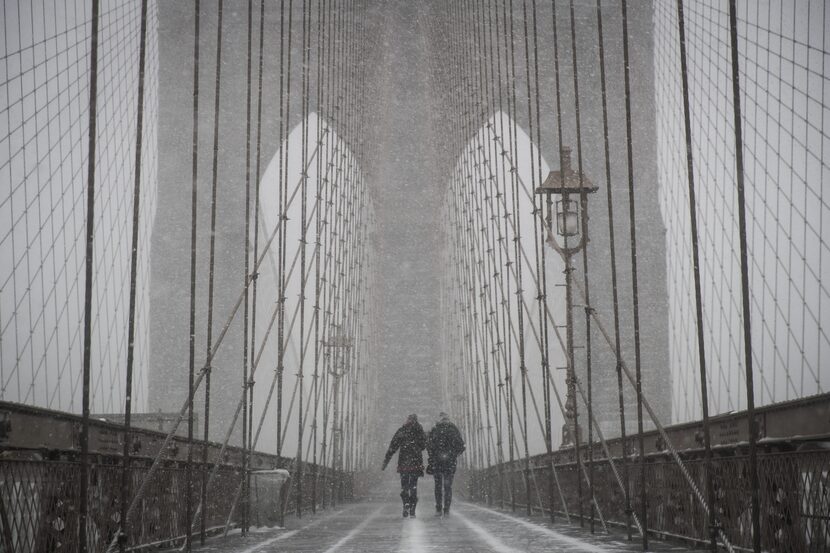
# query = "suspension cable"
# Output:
<box><xmin>675</xmin><ymin>1</ymin><xmax>717</xmax><ymax>550</ymax></box>
<box><xmin>117</xmin><ymin>0</ymin><xmax>149</xmax><ymax>548</ymax></box>
<box><xmin>592</xmin><ymin>0</ymin><xmax>632</xmax><ymax>539</ymax></box>
<box><xmin>240</xmin><ymin>0</ymin><xmax>255</xmax><ymax>534</ymax></box>
<box><xmin>200</xmin><ymin>0</ymin><xmax>226</xmax><ymax>542</ymax></box>
<box><xmin>276</xmin><ymin>0</ymin><xmax>294</xmax><ymax>460</ymax></box>
<box><xmin>726</xmin><ymin>1</ymin><xmax>761</xmax><ymax>550</ymax></box>
<box><xmin>565</xmin><ymin>0</ymin><xmax>588</xmax><ymax>529</ymax></box>
<box><xmin>618</xmin><ymin>1</ymin><xmax>649</xmax><ymax>546</ymax></box>
<box><xmin>79</xmin><ymin>1</ymin><xmax>102</xmax><ymax>551</ymax></box>
<box><xmin>184</xmin><ymin>1</ymin><xmax>201</xmax><ymax>549</ymax></box>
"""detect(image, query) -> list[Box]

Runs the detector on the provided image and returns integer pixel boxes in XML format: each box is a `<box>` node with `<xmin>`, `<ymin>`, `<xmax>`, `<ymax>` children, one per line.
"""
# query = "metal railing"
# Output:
<box><xmin>0</xmin><ymin>402</ymin><xmax>359</xmax><ymax>552</ymax></box>
<box><xmin>463</xmin><ymin>426</ymin><xmax>830</xmax><ymax>552</ymax></box>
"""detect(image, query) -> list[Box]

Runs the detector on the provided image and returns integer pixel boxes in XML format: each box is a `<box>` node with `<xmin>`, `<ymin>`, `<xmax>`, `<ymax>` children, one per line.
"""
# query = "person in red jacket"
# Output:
<box><xmin>382</xmin><ymin>414</ymin><xmax>427</xmax><ymax>518</ymax></box>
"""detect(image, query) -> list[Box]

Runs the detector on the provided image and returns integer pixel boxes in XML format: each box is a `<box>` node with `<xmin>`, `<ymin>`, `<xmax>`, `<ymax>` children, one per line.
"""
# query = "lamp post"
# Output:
<box><xmin>535</xmin><ymin>147</ymin><xmax>597</xmax><ymax>448</ymax></box>
<box><xmin>322</xmin><ymin>323</ymin><xmax>353</xmax><ymax>502</ymax></box>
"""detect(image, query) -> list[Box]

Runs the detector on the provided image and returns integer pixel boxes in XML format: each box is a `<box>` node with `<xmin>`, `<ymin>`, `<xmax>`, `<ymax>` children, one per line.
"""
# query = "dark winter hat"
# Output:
<box><xmin>406</xmin><ymin>413</ymin><xmax>418</xmax><ymax>424</ymax></box>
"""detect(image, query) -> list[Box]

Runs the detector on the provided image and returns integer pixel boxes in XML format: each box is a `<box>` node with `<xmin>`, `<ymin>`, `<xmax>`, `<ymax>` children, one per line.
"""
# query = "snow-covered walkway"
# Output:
<box><xmin>186</xmin><ymin>501</ymin><xmax>699</xmax><ymax>553</ymax></box>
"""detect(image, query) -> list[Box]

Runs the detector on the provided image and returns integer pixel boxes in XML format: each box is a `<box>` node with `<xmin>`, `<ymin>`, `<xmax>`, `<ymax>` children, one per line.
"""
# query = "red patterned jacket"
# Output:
<box><xmin>383</xmin><ymin>421</ymin><xmax>427</xmax><ymax>475</ymax></box>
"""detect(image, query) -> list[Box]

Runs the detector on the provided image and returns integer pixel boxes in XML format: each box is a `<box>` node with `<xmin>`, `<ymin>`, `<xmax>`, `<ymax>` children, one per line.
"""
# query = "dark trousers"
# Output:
<box><xmin>400</xmin><ymin>473</ymin><xmax>419</xmax><ymax>506</ymax></box>
<box><xmin>434</xmin><ymin>471</ymin><xmax>454</xmax><ymax>510</ymax></box>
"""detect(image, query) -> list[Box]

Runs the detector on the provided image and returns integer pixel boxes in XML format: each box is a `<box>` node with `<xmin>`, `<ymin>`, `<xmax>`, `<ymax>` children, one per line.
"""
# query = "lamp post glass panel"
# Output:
<box><xmin>556</xmin><ymin>198</ymin><xmax>581</xmax><ymax>237</ymax></box>
<box><xmin>535</xmin><ymin>147</ymin><xmax>598</xmax><ymax>448</ymax></box>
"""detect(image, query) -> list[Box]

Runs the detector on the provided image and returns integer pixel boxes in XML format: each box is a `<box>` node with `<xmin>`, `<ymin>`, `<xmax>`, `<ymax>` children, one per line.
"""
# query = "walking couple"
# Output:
<box><xmin>381</xmin><ymin>412</ymin><xmax>465</xmax><ymax>518</ymax></box>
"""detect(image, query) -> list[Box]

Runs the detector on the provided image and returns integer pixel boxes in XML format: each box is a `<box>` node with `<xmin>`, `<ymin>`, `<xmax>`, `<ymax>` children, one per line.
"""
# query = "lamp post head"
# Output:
<box><xmin>323</xmin><ymin>323</ymin><xmax>354</xmax><ymax>349</ymax></box>
<box><xmin>534</xmin><ymin>147</ymin><xmax>598</xmax><ymax>196</ymax></box>
<box><xmin>535</xmin><ymin>147</ymin><xmax>598</xmax><ymax>252</ymax></box>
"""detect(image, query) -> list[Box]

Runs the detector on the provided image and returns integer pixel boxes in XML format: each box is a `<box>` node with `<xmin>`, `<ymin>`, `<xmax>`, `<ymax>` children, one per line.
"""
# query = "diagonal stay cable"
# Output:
<box><xmin>571</xmin><ymin>276</ymin><xmax>736</xmax><ymax>552</ymax></box>
<box><xmin>253</xmin><ymin>148</ymin><xmax>359</xmax><ymax>454</ymax></box>
<box><xmin>451</xmin><ymin>156</ymin><xmax>573</xmax><ymax>519</ymax></box>
<box><xmin>188</xmin><ymin>136</ymin><xmax>354</xmax><ymax>527</ymax></box>
<box><xmin>466</xmin><ymin>126</ymin><xmax>639</xmax><ymax>535</ymax></box>
<box><xmin>478</xmin><ymin>91</ymin><xmax>732</xmax><ymax>526</ymax></box>
<box><xmin>488</xmin><ymin>113</ymin><xmax>725</xmax><ymax>543</ymax></box>
<box><xmin>106</xmin><ymin>132</ymin><xmax>330</xmax><ymax>553</ymax></box>
<box><xmin>452</xmin><ymin>149</ymin><xmax>607</xmax><ymax>527</ymax></box>
<box><xmin>483</xmin><ymin>133</ymin><xmax>644</xmax><ymax>533</ymax></box>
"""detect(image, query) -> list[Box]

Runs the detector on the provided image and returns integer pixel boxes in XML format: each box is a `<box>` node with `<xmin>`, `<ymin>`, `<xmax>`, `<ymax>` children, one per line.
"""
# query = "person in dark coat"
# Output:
<box><xmin>426</xmin><ymin>412</ymin><xmax>465</xmax><ymax>516</ymax></box>
<box><xmin>382</xmin><ymin>413</ymin><xmax>427</xmax><ymax>517</ymax></box>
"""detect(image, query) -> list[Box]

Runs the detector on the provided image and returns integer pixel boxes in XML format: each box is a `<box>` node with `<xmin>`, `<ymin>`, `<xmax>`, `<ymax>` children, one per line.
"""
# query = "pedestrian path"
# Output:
<box><xmin>186</xmin><ymin>500</ymin><xmax>699</xmax><ymax>553</ymax></box>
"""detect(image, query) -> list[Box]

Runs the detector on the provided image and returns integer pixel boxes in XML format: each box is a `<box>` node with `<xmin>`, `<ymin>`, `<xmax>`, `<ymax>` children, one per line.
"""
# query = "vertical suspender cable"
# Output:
<box><xmin>548</xmin><ymin>6</ymin><xmax>571</xmax><ymax>497</ymax></box>
<box><xmin>79</xmin><ymin>1</ymin><xmax>101</xmax><ymax>551</ymax></box>
<box><xmin>502</xmin><ymin>0</ymin><xmax>521</xmax><ymax>506</ymax></box>
<box><xmin>319</xmin><ymin>0</ymin><xmax>333</xmax><ymax>506</ymax></box>
<box><xmin>241</xmin><ymin>0</ymin><xmax>256</xmax><ymax>534</ymax></box>
<box><xmin>331</xmin><ymin>0</ymin><xmax>344</xmax><ymax>498</ymax></box>
<box><xmin>594</xmin><ymin>0</ymin><xmax>632</xmax><ymax>539</ymax></box>
<box><xmin>499</xmin><ymin>0</ymin><xmax>517</xmax><ymax>508</ymax></box>
<box><xmin>619</xmin><ymin>0</ymin><xmax>648</xmax><ymax>548</ymax></box>
<box><xmin>533</xmin><ymin>0</ymin><xmax>558</xmax><ymax>524</ymax></box>
<box><xmin>506</xmin><ymin>0</ymin><xmax>532</xmax><ymax>516</ymax></box>
<box><xmin>472</xmin><ymin>0</ymin><xmax>492</xmax><ymax>477</ymax></box>
<box><xmin>486</xmin><ymin>0</ymin><xmax>511</xmax><ymax>508</ymax></box>
<box><xmin>520</xmin><ymin>0</ymin><xmax>538</xmax><ymax>516</ymax></box>
<box><xmin>726</xmin><ymin>2</ymin><xmax>761</xmax><ymax>551</ymax></box>
<box><xmin>202</xmin><ymin>0</ymin><xmax>225</xmax><ymax>542</ymax></box>
<box><xmin>676</xmin><ymin>1</ymin><xmax>718</xmax><ymax>551</ymax></box>
<box><xmin>554</xmin><ymin>0</ymin><xmax>584</xmax><ymax>526</ymax></box>
<box><xmin>488</xmin><ymin>0</ymin><xmax>511</xmax><ymax>508</ymax></box>
<box><xmin>249</xmin><ymin>0</ymin><xmax>268</xmax><ymax>524</ymax></box>
<box><xmin>276</xmin><ymin>0</ymin><xmax>290</xmax><ymax>460</ymax></box>
<box><xmin>185</xmin><ymin>1</ymin><xmax>202</xmax><ymax>550</ymax></box>
<box><xmin>460</xmin><ymin>0</ymin><xmax>481</xmax><ymax>474</ymax></box>
<box><xmin>527</xmin><ymin>0</ymin><xmax>559</xmax><ymax>523</ymax></box>
<box><xmin>473</xmin><ymin>0</ymin><xmax>496</xmax><ymax>493</ymax></box>
<box><xmin>118</xmin><ymin>0</ymin><xmax>150</xmax><ymax>548</ymax></box>
<box><xmin>311</xmin><ymin>0</ymin><xmax>325</xmax><ymax>514</ymax></box>
<box><xmin>455</xmin><ymin>2</ymin><xmax>477</xmax><ymax>467</ymax></box>
<box><xmin>297</xmin><ymin>0</ymin><xmax>310</xmax><ymax>517</ymax></box>
<box><xmin>566</xmin><ymin>0</ymin><xmax>587</xmax><ymax>529</ymax></box>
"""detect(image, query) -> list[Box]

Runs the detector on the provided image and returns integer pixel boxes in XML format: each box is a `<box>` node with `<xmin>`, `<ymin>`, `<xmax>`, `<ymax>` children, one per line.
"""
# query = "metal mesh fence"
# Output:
<box><xmin>0</xmin><ymin>0</ymin><xmax>158</xmax><ymax>415</ymax></box>
<box><xmin>655</xmin><ymin>0</ymin><xmax>829</xmax><ymax>422</ymax></box>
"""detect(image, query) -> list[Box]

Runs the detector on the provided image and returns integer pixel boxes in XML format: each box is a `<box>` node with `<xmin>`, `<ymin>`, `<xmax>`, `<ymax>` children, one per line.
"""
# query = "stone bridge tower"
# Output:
<box><xmin>148</xmin><ymin>0</ymin><xmax>669</xmax><ymax>448</ymax></box>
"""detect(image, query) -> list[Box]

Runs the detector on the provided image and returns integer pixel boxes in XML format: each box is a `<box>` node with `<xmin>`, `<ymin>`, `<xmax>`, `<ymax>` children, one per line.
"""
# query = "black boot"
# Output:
<box><xmin>409</xmin><ymin>501</ymin><xmax>417</xmax><ymax>518</ymax></box>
